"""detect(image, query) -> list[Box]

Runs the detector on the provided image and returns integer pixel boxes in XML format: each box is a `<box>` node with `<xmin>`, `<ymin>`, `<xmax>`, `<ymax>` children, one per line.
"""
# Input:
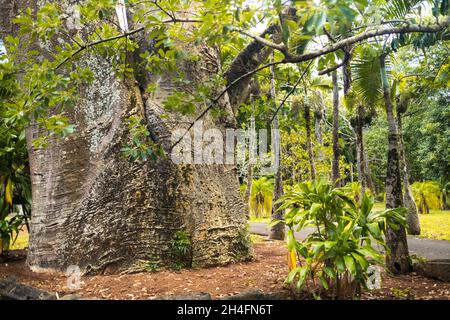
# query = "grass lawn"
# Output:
<box><xmin>419</xmin><ymin>209</ymin><xmax>450</xmax><ymax>241</ymax></box>
<box><xmin>372</xmin><ymin>202</ymin><xmax>450</xmax><ymax>241</ymax></box>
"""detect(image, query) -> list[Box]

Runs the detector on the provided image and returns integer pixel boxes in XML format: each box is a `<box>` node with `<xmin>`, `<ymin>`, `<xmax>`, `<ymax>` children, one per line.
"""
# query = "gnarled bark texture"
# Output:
<box><xmin>9</xmin><ymin>0</ymin><xmax>255</xmax><ymax>274</ymax></box>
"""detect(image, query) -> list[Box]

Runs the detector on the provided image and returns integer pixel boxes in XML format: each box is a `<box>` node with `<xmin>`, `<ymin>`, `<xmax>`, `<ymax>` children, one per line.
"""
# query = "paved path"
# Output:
<box><xmin>250</xmin><ymin>222</ymin><xmax>450</xmax><ymax>261</ymax></box>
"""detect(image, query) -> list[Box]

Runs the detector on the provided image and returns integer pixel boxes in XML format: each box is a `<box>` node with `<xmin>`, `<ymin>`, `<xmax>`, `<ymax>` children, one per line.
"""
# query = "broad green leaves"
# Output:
<box><xmin>278</xmin><ymin>179</ymin><xmax>407</xmax><ymax>298</ymax></box>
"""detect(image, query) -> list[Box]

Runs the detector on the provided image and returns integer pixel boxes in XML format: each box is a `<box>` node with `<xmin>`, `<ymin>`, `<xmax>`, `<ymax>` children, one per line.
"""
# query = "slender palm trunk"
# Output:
<box><xmin>304</xmin><ymin>104</ymin><xmax>316</xmax><ymax>181</ymax></box>
<box><xmin>331</xmin><ymin>70</ymin><xmax>340</xmax><ymax>186</ymax></box>
<box><xmin>244</xmin><ymin>115</ymin><xmax>256</xmax><ymax>219</ymax></box>
<box><xmin>269</xmin><ymin>61</ymin><xmax>285</xmax><ymax>240</ymax></box>
<box><xmin>314</xmin><ymin>110</ymin><xmax>324</xmax><ymax>161</ymax></box>
<box><xmin>269</xmin><ymin>115</ymin><xmax>285</xmax><ymax>239</ymax></box>
<box><xmin>380</xmin><ymin>55</ymin><xmax>410</xmax><ymax>274</ymax></box>
<box><xmin>364</xmin><ymin>150</ymin><xmax>377</xmax><ymax>194</ymax></box>
<box><xmin>355</xmin><ymin>105</ymin><xmax>367</xmax><ymax>197</ymax></box>
<box><xmin>397</xmin><ymin>112</ymin><xmax>420</xmax><ymax>235</ymax></box>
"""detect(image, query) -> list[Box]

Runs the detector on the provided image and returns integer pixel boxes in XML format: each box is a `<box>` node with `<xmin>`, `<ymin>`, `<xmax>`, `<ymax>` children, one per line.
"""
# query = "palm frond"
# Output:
<box><xmin>378</xmin><ymin>0</ymin><xmax>424</xmax><ymax>20</ymax></box>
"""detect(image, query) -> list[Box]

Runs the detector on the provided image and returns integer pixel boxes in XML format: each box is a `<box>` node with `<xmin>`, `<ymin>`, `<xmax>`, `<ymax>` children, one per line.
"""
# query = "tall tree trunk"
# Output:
<box><xmin>355</xmin><ymin>105</ymin><xmax>367</xmax><ymax>196</ymax></box>
<box><xmin>380</xmin><ymin>55</ymin><xmax>410</xmax><ymax>274</ymax></box>
<box><xmin>304</xmin><ymin>103</ymin><xmax>316</xmax><ymax>181</ymax></box>
<box><xmin>314</xmin><ymin>110</ymin><xmax>324</xmax><ymax>161</ymax></box>
<box><xmin>364</xmin><ymin>148</ymin><xmax>377</xmax><ymax>194</ymax></box>
<box><xmin>15</xmin><ymin>0</ymin><xmax>257</xmax><ymax>273</ymax></box>
<box><xmin>269</xmin><ymin>61</ymin><xmax>285</xmax><ymax>240</ymax></box>
<box><xmin>397</xmin><ymin>112</ymin><xmax>421</xmax><ymax>235</ymax></box>
<box><xmin>244</xmin><ymin>115</ymin><xmax>256</xmax><ymax>219</ymax></box>
<box><xmin>331</xmin><ymin>70</ymin><xmax>340</xmax><ymax>186</ymax></box>
<box><xmin>269</xmin><ymin>115</ymin><xmax>285</xmax><ymax>240</ymax></box>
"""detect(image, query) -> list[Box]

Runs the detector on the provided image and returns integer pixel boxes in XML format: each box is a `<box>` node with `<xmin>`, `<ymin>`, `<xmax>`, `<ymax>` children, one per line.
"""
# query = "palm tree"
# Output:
<box><xmin>348</xmin><ymin>48</ymin><xmax>410</xmax><ymax>273</ymax></box>
<box><xmin>379</xmin><ymin>53</ymin><xmax>410</xmax><ymax>273</ymax></box>
<box><xmin>250</xmin><ymin>177</ymin><xmax>274</xmax><ymax>219</ymax></box>
<box><xmin>411</xmin><ymin>181</ymin><xmax>443</xmax><ymax>214</ymax></box>
<box><xmin>395</xmin><ymin>81</ymin><xmax>421</xmax><ymax>234</ymax></box>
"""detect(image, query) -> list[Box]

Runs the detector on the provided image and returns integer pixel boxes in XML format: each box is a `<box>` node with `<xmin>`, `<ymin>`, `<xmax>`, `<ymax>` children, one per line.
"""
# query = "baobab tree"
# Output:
<box><xmin>2</xmin><ymin>0</ymin><xmax>449</xmax><ymax>275</ymax></box>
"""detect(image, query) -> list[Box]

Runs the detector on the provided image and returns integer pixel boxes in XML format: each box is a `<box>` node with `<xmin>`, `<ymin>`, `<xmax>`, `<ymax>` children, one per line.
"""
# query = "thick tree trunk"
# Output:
<box><xmin>397</xmin><ymin>113</ymin><xmax>421</xmax><ymax>235</ymax></box>
<box><xmin>380</xmin><ymin>55</ymin><xmax>410</xmax><ymax>274</ymax></box>
<box><xmin>331</xmin><ymin>71</ymin><xmax>340</xmax><ymax>186</ymax></box>
<box><xmin>304</xmin><ymin>104</ymin><xmax>316</xmax><ymax>181</ymax></box>
<box><xmin>17</xmin><ymin>0</ymin><xmax>254</xmax><ymax>273</ymax></box>
<box><xmin>269</xmin><ymin>62</ymin><xmax>284</xmax><ymax>240</ymax></box>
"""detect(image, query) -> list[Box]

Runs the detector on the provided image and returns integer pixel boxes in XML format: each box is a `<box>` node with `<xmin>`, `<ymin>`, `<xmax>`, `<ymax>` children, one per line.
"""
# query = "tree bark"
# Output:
<box><xmin>225</xmin><ymin>24</ymin><xmax>281</xmax><ymax>110</ymax></box>
<box><xmin>397</xmin><ymin>112</ymin><xmax>421</xmax><ymax>235</ymax></box>
<box><xmin>331</xmin><ymin>71</ymin><xmax>340</xmax><ymax>186</ymax></box>
<box><xmin>380</xmin><ymin>55</ymin><xmax>410</xmax><ymax>274</ymax></box>
<box><xmin>16</xmin><ymin>0</ymin><xmax>254</xmax><ymax>274</ymax></box>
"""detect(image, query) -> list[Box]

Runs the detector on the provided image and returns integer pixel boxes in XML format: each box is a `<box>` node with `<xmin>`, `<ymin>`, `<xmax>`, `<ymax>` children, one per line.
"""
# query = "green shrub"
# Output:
<box><xmin>169</xmin><ymin>230</ymin><xmax>192</xmax><ymax>269</ymax></box>
<box><xmin>275</xmin><ymin>179</ymin><xmax>406</xmax><ymax>299</ymax></box>
<box><xmin>411</xmin><ymin>181</ymin><xmax>442</xmax><ymax>214</ymax></box>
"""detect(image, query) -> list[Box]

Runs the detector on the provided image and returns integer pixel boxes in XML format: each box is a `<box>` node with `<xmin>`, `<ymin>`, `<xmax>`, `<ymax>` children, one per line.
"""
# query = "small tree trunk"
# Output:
<box><xmin>244</xmin><ymin>115</ymin><xmax>256</xmax><ymax>219</ymax></box>
<box><xmin>314</xmin><ymin>110</ymin><xmax>324</xmax><ymax>161</ymax></box>
<box><xmin>380</xmin><ymin>55</ymin><xmax>410</xmax><ymax>274</ymax></box>
<box><xmin>331</xmin><ymin>71</ymin><xmax>340</xmax><ymax>186</ymax></box>
<box><xmin>349</xmin><ymin>163</ymin><xmax>354</xmax><ymax>183</ymax></box>
<box><xmin>269</xmin><ymin>60</ymin><xmax>285</xmax><ymax>240</ymax></box>
<box><xmin>397</xmin><ymin>112</ymin><xmax>420</xmax><ymax>235</ymax></box>
<box><xmin>304</xmin><ymin>104</ymin><xmax>316</xmax><ymax>181</ymax></box>
<box><xmin>269</xmin><ymin>115</ymin><xmax>285</xmax><ymax>240</ymax></box>
<box><xmin>355</xmin><ymin>105</ymin><xmax>367</xmax><ymax>197</ymax></box>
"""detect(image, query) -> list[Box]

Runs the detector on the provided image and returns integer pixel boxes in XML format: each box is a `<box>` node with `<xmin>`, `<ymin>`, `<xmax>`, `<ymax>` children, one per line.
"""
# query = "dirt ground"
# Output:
<box><xmin>1</xmin><ymin>241</ymin><xmax>449</xmax><ymax>300</ymax></box>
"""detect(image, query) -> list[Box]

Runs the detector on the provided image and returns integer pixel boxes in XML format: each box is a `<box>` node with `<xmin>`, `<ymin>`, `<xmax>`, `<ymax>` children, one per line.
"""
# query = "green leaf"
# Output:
<box><xmin>343</xmin><ymin>255</ymin><xmax>356</xmax><ymax>275</ymax></box>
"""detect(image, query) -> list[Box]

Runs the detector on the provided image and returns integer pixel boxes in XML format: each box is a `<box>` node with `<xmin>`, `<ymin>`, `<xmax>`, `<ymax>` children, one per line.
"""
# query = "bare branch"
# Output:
<box><xmin>318</xmin><ymin>61</ymin><xmax>345</xmax><ymax>76</ymax></box>
<box><xmin>269</xmin><ymin>60</ymin><xmax>314</xmax><ymax>123</ymax></box>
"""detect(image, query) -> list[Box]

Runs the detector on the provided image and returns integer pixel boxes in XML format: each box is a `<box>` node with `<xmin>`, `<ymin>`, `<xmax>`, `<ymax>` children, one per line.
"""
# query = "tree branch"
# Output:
<box><xmin>236</xmin><ymin>29</ymin><xmax>290</xmax><ymax>58</ymax></box>
<box><xmin>318</xmin><ymin>61</ymin><xmax>345</xmax><ymax>76</ymax></box>
<box><xmin>283</xmin><ymin>16</ymin><xmax>450</xmax><ymax>64</ymax></box>
<box><xmin>269</xmin><ymin>60</ymin><xmax>313</xmax><ymax>123</ymax></box>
